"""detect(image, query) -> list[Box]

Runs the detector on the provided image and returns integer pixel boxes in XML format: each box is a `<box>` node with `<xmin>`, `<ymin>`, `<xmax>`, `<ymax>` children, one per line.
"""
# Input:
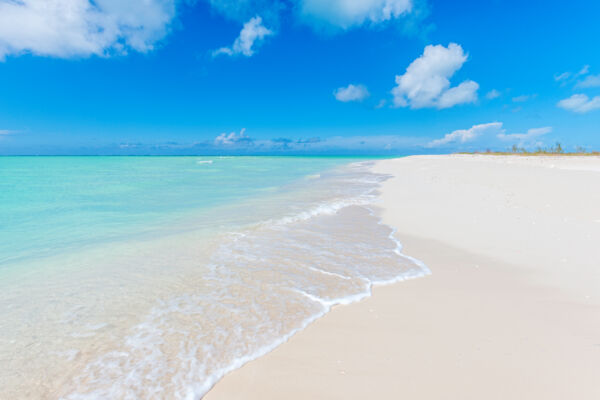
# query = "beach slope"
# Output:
<box><xmin>206</xmin><ymin>155</ymin><xmax>600</xmax><ymax>399</ymax></box>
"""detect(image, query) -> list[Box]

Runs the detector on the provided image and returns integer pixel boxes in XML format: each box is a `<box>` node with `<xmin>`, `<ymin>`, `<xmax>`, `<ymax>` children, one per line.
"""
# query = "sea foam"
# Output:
<box><xmin>0</xmin><ymin>158</ymin><xmax>427</xmax><ymax>399</ymax></box>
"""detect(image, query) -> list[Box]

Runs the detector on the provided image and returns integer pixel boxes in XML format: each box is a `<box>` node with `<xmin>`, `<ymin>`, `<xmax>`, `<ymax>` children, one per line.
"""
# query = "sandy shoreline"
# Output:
<box><xmin>206</xmin><ymin>155</ymin><xmax>600</xmax><ymax>399</ymax></box>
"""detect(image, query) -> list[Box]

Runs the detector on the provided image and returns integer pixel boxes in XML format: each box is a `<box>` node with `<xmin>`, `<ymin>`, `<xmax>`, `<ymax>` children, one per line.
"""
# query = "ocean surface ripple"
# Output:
<box><xmin>0</xmin><ymin>157</ymin><xmax>427</xmax><ymax>399</ymax></box>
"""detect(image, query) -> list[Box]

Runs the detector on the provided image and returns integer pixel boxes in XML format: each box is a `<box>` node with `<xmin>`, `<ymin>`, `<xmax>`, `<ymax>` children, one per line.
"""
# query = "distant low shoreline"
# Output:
<box><xmin>460</xmin><ymin>151</ymin><xmax>600</xmax><ymax>156</ymax></box>
<box><xmin>459</xmin><ymin>142</ymin><xmax>599</xmax><ymax>156</ymax></box>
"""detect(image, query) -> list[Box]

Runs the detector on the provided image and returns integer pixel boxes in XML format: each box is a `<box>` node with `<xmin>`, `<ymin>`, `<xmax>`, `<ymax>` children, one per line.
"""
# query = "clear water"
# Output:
<box><xmin>0</xmin><ymin>156</ymin><xmax>357</xmax><ymax>265</ymax></box>
<box><xmin>0</xmin><ymin>156</ymin><xmax>427</xmax><ymax>399</ymax></box>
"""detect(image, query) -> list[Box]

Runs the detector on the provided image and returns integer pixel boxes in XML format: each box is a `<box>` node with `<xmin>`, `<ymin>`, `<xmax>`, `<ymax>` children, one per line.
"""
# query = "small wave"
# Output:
<box><xmin>60</xmin><ymin>161</ymin><xmax>428</xmax><ymax>400</ymax></box>
<box><xmin>268</xmin><ymin>197</ymin><xmax>374</xmax><ymax>226</ymax></box>
<box><xmin>293</xmin><ymin>286</ymin><xmax>373</xmax><ymax>309</ymax></box>
<box><xmin>307</xmin><ymin>266</ymin><xmax>352</xmax><ymax>280</ymax></box>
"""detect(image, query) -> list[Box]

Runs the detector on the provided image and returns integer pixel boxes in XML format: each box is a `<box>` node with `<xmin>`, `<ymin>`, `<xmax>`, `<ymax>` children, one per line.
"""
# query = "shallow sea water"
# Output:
<box><xmin>0</xmin><ymin>156</ymin><xmax>427</xmax><ymax>399</ymax></box>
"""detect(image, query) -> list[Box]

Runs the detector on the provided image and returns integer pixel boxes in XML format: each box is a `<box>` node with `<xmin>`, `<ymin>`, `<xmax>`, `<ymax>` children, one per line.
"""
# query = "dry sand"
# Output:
<box><xmin>205</xmin><ymin>155</ymin><xmax>600</xmax><ymax>399</ymax></box>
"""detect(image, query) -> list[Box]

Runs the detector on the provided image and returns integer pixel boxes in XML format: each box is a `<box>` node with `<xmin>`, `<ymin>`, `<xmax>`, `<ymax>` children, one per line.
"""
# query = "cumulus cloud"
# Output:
<box><xmin>0</xmin><ymin>0</ymin><xmax>425</xmax><ymax>61</ymax></box>
<box><xmin>557</xmin><ymin>94</ymin><xmax>600</xmax><ymax>113</ymax></box>
<box><xmin>427</xmin><ymin>122</ymin><xmax>554</xmax><ymax>149</ymax></box>
<box><xmin>204</xmin><ymin>0</ymin><xmax>421</xmax><ymax>31</ymax></box>
<box><xmin>213</xmin><ymin>16</ymin><xmax>273</xmax><ymax>57</ymax></box>
<box><xmin>299</xmin><ymin>0</ymin><xmax>413</xmax><ymax>29</ymax></box>
<box><xmin>334</xmin><ymin>84</ymin><xmax>370</xmax><ymax>102</ymax></box>
<box><xmin>205</xmin><ymin>0</ymin><xmax>424</xmax><ymax>33</ymax></box>
<box><xmin>209</xmin><ymin>130</ymin><xmax>426</xmax><ymax>154</ymax></box>
<box><xmin>0</xmin><ymin>0</ymin><xmax>177</xmax><ymax>60</ymax></box>
<box><xmin>392</xmin><ymin>43</ymin><xmax>479</xmax><ymax>109</ymax></box>
<box><xmin>427</xmin><ymin>122</ymin><xmax>503</xmax><ymax>148</ymax></box>
<box><xmin>497</xmin><ymin>127</ymin><xmax>552</xmax><ymax>145</ymax></box>
<box><xmin>214</xmin><ymin>128</ymin><xmax>254</xmax><ymax>146</ymax></box>
<box><xmin>437</xmin><ymin>80</ymin><xmax>479</xmax><ymax>109</ymax></box>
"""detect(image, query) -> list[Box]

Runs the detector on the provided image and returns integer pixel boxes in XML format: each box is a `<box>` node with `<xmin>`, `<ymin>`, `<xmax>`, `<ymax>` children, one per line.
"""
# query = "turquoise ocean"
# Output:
<box><xmin>0</xmin><ymin>156</ymin><xmax>427</xmax><ymax>399</ymax></box>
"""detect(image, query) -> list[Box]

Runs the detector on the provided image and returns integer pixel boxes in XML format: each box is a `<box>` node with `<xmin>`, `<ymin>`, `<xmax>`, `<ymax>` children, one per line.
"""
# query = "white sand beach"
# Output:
<box><xmin>206</xmin><ymin>155</ymin><xmax>600</xmax><ymax>399</ymax></box>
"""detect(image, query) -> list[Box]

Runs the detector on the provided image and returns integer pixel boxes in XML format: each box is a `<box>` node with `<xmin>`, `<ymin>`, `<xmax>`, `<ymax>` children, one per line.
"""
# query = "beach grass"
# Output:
<box><xmin>459</xmin><ymin>143</ymin><xmax>600</xmax><ymax>156</ymax></box>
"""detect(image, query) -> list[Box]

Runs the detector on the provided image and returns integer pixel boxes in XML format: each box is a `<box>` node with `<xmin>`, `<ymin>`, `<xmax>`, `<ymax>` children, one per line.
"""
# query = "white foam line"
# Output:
<box><xmin>268</xmin><ymin>196</ymin><xmax>375</xmax><ymax>227</ymax></box>
<box><xmin>364</xmin><ymin>204</ymin><xmax>431</xmax><ymax>280</ymax></box>
<box><xmin>187</xmin><ymin>303</ymin><xmax>330</xmax><ymax>399</ymax></box>
<box><xmin>179</xmin><ymin>280</ymin><xmax>379</xmax><ymax>399</ymax></box>
<box><xmin>66</xmin><ymin>162</ymin><xmax>431</xmax><ymax>400</ymax></box>
<box><xmin>388</xmin><ymin>227</ymin><xmax>432</xmax><ymax>276</ymax></box>
<box><xmin>293</xmin><ymin>288</ymin><xmax>333</xmax><ymax>309</ymax></box>
<box><xmin>196</xmin><ymin>167</ymin><xmax>431</xmax><ymax>399</ymax></box>
<box><xmin>293</xmin><ymin>286</ymin><xmax>374</xmax><ymax>310</ymax></box>
<box><xmin>307</xmin><ymin>266</ymin><xmax>352</xmax><ymax>280</ymax></box>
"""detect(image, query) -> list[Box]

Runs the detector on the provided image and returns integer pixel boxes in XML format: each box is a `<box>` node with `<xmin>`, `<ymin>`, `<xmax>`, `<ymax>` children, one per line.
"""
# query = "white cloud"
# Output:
<box><xmin>334</xmin><ymin>84</ymin><xmax>370</xmax><ymax>102</ymax></box>
<box><xmin>575</xmin><ymin>74</ymin><xmax>600</xmax><ymax>89</ymax></box>
<box><xmin>0</xmin><ymin>0</ymin><xmax>177</xmax><ymax>60</ymax></box>
<box><xmin>392</xmin><ymin>43</ymin><xmax>479</xmax><ymax>109</ymax></box>
<box><xmin>299</xmin><ymin>0</ymin><xmax>413</xmax><ymax>29</ymax></box>
<box><xmin>204</xmin><ymin>0</ymin><xmax>418</xmax><ymax>31</ymax></box>
<box><xmin>427</xmin><ymin>122</ymin><xmax>554</xmax><ymax>149</ymax></box>
<box><xmin>437</xmin><ymin>80</ymin><xmax>479</xmax><ymax>109</ymax></box>
<box><xmin>485</xmin><ymin>89</ymin><xmax>500</xmax><ymax>99</ymax></box>
<box><xmin>0</xmin><ymin>1</ymin><xmax>422</xmax><ymax>61</ymax></box>
<box><xmin>497</xmin><ymin>127</ymin><xmax>552</xmax><ymax>144</ymax></box>
<box><xmin>214</xmin><ymin>128</ymin><xmax>254</xmax><ymax>146</ymax></box>
<box><xmin>427</xmin><ymin>122</ymin><xmax>503</xmax><ymax>148</ymax></box>
<box><xmin>213</xmin><ymin>16</ymin><xmax>273</xmax><ymax>57</ymax></box>
<box><xmin>557</xmin><ymin>94</ymin><xmax>600</xmax><ymax>113</ymax></box>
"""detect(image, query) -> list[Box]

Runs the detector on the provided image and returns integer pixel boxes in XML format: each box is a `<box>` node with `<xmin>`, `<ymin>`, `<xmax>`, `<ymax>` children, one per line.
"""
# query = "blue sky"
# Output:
<box><xmin>0</xmin><ymin>0</ymin><xmax>599</xmax><ymax>155</ymax></box>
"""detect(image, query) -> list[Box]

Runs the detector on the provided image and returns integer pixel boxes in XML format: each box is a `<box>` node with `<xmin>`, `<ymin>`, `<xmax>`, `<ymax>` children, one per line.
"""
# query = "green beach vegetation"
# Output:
<box><xmin>461</xmin><ymin>143</ymin><xmax>600</xmax><ymax>156</ymax></box>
